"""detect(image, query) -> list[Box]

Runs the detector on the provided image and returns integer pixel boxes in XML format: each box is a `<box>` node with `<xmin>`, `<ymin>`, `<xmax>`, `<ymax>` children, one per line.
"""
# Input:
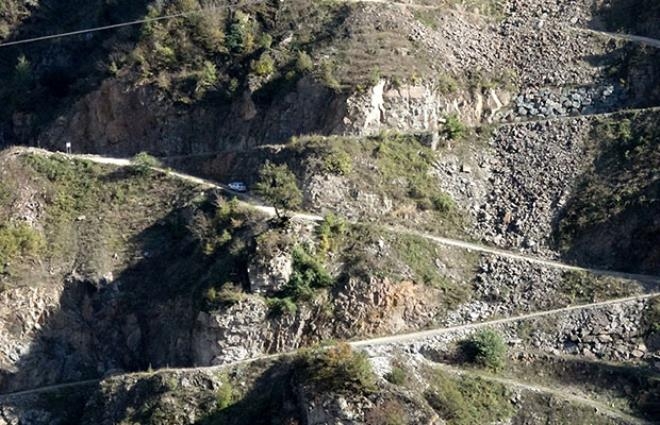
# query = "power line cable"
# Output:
<box><xmin>0</xmin><ymin>0</ymin><xmax>269</xmax><ymax>49</ymax></box>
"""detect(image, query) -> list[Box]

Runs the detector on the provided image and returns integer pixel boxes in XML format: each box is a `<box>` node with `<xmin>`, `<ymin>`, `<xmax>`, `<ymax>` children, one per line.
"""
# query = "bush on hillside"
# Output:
<box><xmin>0</xmin><ymin>222</ymin><xmax>45</xmax><ymax>273</ymax></box>
<box><xmin>254</xmin><ymin>161</ymin><xmax>302</xmax><ymax>218</ymax></box>
<box><xmin>132</xmin><ymin>152</ymin><xmax>161</xmax><ymax>175</ymax></box>
<box><xmin>462</xmin><ymin>330</ymin><xmax>507</xmax><ymax>371</ymax></box>
<box><xmin>295</xmin><ymin>343</ymin><xmax>376</xmax><ymax>393</ymax></box>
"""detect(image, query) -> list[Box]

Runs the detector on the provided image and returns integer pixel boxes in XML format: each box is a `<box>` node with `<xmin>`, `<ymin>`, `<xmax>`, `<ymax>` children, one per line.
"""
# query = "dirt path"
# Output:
<box><xmin>435</xmin><ymin>363</ymin><xmax>656</xmax><ymax>425</ymax></box>
<box><xmin>16</xmin><ymin>146</ymin><xmax>660</xmax><ymax>285</ymax></box>
<box><xmin>1</xmin><ymin>292</ymin><xmax>656</xmax><ymax>401</ymax></box>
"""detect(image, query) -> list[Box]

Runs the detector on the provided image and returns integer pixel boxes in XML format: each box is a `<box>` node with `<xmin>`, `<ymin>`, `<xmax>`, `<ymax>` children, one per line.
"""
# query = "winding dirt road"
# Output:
<box><xmin>1</xmin><ymin>291</ymin><xmax>657</xmax><ymax>402</ymax></box>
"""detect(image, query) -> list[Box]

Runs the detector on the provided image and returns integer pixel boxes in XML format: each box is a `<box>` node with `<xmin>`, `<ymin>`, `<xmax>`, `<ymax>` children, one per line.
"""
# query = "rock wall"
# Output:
<box><xmin>33</xmin><ymin>77</ymin><xmax>349</xmax><ymax>157</ymax></box>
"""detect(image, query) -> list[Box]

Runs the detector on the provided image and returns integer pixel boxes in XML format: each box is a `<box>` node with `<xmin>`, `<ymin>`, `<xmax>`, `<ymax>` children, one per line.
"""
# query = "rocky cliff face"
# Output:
<box><xmin>5</xmin><ymin>0</ymin><xmax>658</xmax><ymax>159</ymax></box>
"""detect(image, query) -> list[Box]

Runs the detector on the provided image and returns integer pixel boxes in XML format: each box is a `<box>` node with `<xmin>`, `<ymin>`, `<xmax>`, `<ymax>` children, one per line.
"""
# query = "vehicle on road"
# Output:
<box><xmin>228</xmin><ymin>181</ymin><xmax>248</xmax><ymax>192</ymax></box>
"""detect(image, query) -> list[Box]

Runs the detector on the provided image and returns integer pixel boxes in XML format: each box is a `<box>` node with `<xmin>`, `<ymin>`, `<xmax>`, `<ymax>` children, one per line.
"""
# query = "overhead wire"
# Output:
<box><xmin>0</xmin><ymin>0</ymin><xmax>270</xmax><ymax>49</ymax></box>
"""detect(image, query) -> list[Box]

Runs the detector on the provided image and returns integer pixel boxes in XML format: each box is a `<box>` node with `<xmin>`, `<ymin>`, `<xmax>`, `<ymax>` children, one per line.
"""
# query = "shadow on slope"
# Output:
<box><xmin>508</xmin><ymin>355</ymin><xmax>660</xmax><ymax>420</ymax></box>
<box><xmin>589</xmin><ymin>0</ymin><xmax>660</xmax><ymax>39</ymax></box>
<box><xmin>0</xmin><ymin>0</ymin><xmax>354</xmax><ymax>157</ymax></box>
<box><xmin>0</xmin><ymin>188</ymin><xmax>258</xmax><ymax>395</ymax></box>
<box><xmin>553</xmin><ymin>110</ymin><xmax>660</xmax><ymax>274</ymax></box>
<box><xmin>0</xmin><ymin>0</ymin><xmax>151</xmax><ymax>144</ymax></box>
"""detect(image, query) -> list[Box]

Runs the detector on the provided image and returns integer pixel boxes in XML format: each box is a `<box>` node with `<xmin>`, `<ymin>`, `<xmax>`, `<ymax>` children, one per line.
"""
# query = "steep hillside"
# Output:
<box><xmin>1</xmin><ymin>0</ymin><xmax>659</xmax><ymax>155</ymax></box>
<box><xmin>0</xmin><ymin>0</ymin><xmax>659</xmax><ymax>424</ymax></box>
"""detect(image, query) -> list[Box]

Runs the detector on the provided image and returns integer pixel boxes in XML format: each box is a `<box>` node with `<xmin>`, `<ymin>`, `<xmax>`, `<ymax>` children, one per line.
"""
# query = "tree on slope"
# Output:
<box><xmin>255</xmin><ymin>161</ymin><xmax>302</xmax><ymax>219</ymax></box>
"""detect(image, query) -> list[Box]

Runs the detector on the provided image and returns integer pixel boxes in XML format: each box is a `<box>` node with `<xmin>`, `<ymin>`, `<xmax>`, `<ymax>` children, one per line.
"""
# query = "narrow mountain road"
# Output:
<box><xmin>435</xmin><ymin>363</ymin><xmax>657</xmax><ymax>425</ymax></box>
<box><xmin>351</xmin><ymin>292</ymin><xmax>659</xmax><ymax>347</ymax></box>
<box><xmin>576</xmin><ymin>27</ymin><xmax>660</xmax><ymax>49</ymax></box>
<box><xmin>1</xmin><ymin>292</ymin><xmax>657</xmax><ymax>401</ymax></box>
<box><xmin>17</xmin><ymin>147</ymin><xmax>660</xmax><ymax>284</ymax></box>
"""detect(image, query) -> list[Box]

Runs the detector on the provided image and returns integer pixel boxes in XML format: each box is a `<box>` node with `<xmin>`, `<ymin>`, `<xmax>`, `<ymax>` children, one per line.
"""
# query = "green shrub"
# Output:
<box><xmin>216</xmin><ymin>375</ymin><xmax>234</xmax><ymax>410</ymax></box>
<box><xmin>132</xmin><ymin>152</ymin><xmax>161</xmax><ymax>175</ymax></box>
<box><xmin>295</xmin><ymin>51</ymin><xmax>314</xmax><ymax>74</ymax></box>
<box><xmin>295</xmin><ymin>343</ymin><xmax>376</xmax><ymax>393</ymax></box>
<box><xmin>195</xmin><ymin>60</ymin><xmax>218</xmax><ymax>96</ymax></box>
<box><xmin>226</xmin><ymin>10</ymin><xmax>255</xmax><ymax>54</ymax></box>
<box><xmin>266</xmin><ymin>296</ymin><xmax>297</xmax><ymax>316</ymax></box>
<box><xmin>431</xmin><ymin>193</ymin><xmax>455</xmax><ymax>213</ymax></box>
<box><xmin>385</xmin><ymin>366</ymin><xmax>407</xmax><ymax>385</ymax></box>
<box><xmin>205</xmin><ymin>286</ymin><xmax>218</xmax><ymax>303</ymax></box>
<box><xmin>258</xmin><ymin>33</ymin><xmax>273</xmax><ymax>49</ymax></box>
<box><xmin>322</xmin><ymin>148</ymin><xmax>352</xmax><ymax>175</ymax></box>
<box><xmin>0</xmin><ymin>222</ymin><xmax>45</xmax><ymax>273</ymax></box>
<box><xmin>191</xmin><ymin>14</ymin><xmax>226</xmax><ymax>53</ymax></box>
<box><xmin>464</xmin><ymin>330</ymin><xmax>507</xmax><ymax>371</ymax></box>
<box><xmin>317</xmin><ymin>212</ymin><xmax>347</xmax><ymax>254</ymax></box>
<box><xmin>443</xmin><ymin>115</ymin><xmax>466</xmax><ymax>141</ymax></box>
<box><xmin>319</xmin><ymin>59</ymin><xmax>341</xmax><ymax>90</ymax></box>
<box><xmin>251</xmin><ymin>53</ymin><xmax>275</xmax><ymax>77</ymax></box>
<box><xmin>282</xmin><ymin>246</ymin><xmax>333</xmax><ymax>301</ymax></box>
<box><xmin>436</xmin><ymin>72</ymin><xmax>459</xmax><ymax>94</ymax></box>
<box><xmin>13</xmin><ymin>55</ymin><xmax>32</xmax><ymax>87</ymax></box>
<box><xmin>254</xmin><ymin>161</ymin><xmax>302</xmax><ymax>218</ymax></box>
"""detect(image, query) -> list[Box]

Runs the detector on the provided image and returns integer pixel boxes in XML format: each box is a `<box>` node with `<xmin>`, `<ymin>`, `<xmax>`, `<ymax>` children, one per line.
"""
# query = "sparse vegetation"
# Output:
<box><xmin>559</xmin><ymin>270</ymin><xmax>640</xmax><ymax>304</ymax></box>
<box><xmin>365</xmin><ymin>399</ymin><xmax>409</xmax><ymax>425</ymax></box>
<box><xmin>424</xmin><ymin>368</ymin><xmax>514</xmax><ymax>425</ymax></box>
<box><xmin>295</xmin><ymin>343</ymin><xmax>376</xmax><ymax>394</ymax></box>
<box><xmin>391</xmin><ymin>234</ymin><xmax>468</xmax><ymax>301</ymax></box>
<box><xmin>0</xmin><ymin>222</ymin><xmax>45</xmax><ymax>274</ymax></box>
<box><xmin>385</xmin><ymin>365</ymin><xmax>408</xmax><ymax>386</ymax></box>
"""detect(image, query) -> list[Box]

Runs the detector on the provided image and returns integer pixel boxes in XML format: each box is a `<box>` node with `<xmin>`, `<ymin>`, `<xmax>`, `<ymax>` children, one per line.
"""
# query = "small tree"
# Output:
<box><xmin>465</xmin><ymin>330</ymin><xmax>506</xmax><ymax>371</ymax></box>
<box><xmin>254</xmin><ymin>161</ymin><xmax>302</xmax><ymax>218</ymax></box>
<box><xmin>132</xmin><ymin>152</ymin><xmax>161</xmax><ymax>175</ymax></box>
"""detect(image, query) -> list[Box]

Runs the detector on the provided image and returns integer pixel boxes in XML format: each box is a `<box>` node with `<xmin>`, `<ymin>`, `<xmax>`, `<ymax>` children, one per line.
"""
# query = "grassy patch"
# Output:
<box><xmin>424</xmin><ymin>368</ymin><xmax>514</xmax><ymax>425</ymax></box>
<box><xmin>390</xmin><ymin>233</ymin><xmax>470</xmax><ymax>302</ymax></box>
<box><xmin>0</xmin><ymin>222</ymin><xmax>45</xmax><ymax>274</ymax></box>
<box><xmin>559</xmin><ymin>270</ymin><xmax>642</xmax><ymax>303</ymax></box>
<box><xmin>413</xmin><ymin>9</ymin><xmax>439</xmax><ymax>30</ymax></box>
<box><xmin>385</xmin><ymin>365</ymin><xmax>408</xmax><ymax>386</ymax></box>
<box><xmin>21</xmin><ymin>153</ymin><xmax>166</xmax><ymax>270</ymax></box>
<box><xmin>556</xmin><ymin>113</ymin><xmax>660</xmax><ymax>272</ymax></box>
<box><xmin>559</xmin><ymin>116</ymin><xmax>658</xmax><ymax>238</ymax></box>
<box><xmin>294</xmin><ymin>133</ymin><xmax>462</xmax><ymax>230</ymax></box>
<box><xmin>643</xmin><ymin>297</ymin><xmax>660</xmax><ymax>334</ymax></box>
